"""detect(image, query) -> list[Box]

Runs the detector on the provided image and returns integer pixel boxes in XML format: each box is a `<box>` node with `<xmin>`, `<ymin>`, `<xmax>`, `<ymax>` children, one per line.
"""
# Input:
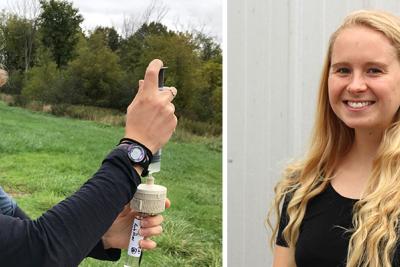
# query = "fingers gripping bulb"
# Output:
<box><xmin>125</xmin><ymin>176</ymin><xmax>167</xmax><ymax>267</ymax></box>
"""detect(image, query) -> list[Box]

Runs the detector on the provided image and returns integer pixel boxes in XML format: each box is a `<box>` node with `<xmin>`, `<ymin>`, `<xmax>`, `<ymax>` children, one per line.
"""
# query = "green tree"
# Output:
<box><xmin>0</xmin><ymin>69</ymin><xmax>25</xmax><ymax>95</ymax></box>
<box><xmin>65</xmin><ymin>31</ymin><xmax>129</xmax><ymax>108</ymax></box>
<box><xmin>0</xmin><ymin>11</ymin><xmax>5</xmax><ymax>64</ymax></box>
<box><xmin>21</xmin><ymin>48</ymin><xmax>61</xmax><ymax>103</ymax></box>
<box><xmin>195</xmin><ymin>61</ymin><xmax>222</xmax><ymax>124</ymax></box>
<box><xmin>193</xmin><ymin>32</ymin><xmax>222</xmax><ymax>63</ymax></box>
<box><xmin>136</xmin><ymin>33</ymin><xmax>202</xmax><ymax>121</ymax></box>
<box><xmin>118</xmin><ymin>22</ymin><xmax>170</xmax><ymax>75</ymax></box>
<box><xmin>0</xmin><ymin>14</ymin><xmax>38</xmax><ymax>72</ymax></box>
<box><xmin>38</xmin><ymin>0</ymin><xmax>83</xmax><ymax>68</ymax></box>
<box><xmin>129</xmin><ymin>28</ymin><xmax>222</xmax><ymax>125</ymax></box>
<box><xmin>0</xmin><ymin>13</ymin><xmax>39</xmax><ymax>95</ymax></box>
<box><xmin>192</xmin><ymin>33</ymin><xmax>222</xmax><ymax>124</ymax></box>
<box><xmin>93</xmin><ymin>26</ymin><xmax>120</xmax><ymax>52</ymax></box>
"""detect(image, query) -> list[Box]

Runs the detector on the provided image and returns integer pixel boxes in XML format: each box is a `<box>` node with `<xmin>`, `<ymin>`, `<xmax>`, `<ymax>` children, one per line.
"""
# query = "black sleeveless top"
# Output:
<box><xmin>276</xmin><ymin>183</ymin><xmax>400</xmax><ymax>267</ymax></box>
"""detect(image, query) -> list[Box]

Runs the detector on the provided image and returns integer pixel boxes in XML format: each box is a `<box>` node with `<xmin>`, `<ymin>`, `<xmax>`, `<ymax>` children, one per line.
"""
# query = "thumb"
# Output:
<box><xmin>143</xmin><ymin>59</ymin><xmax>163</xmax><ymax>93</ymax></box>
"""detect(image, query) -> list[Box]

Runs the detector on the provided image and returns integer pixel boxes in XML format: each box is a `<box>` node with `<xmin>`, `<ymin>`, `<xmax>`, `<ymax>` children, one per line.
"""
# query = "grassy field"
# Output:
<box><xmin>0</xmin><ymin>101</ymin><xmax>222</xmax><ymax>267</ymax></box>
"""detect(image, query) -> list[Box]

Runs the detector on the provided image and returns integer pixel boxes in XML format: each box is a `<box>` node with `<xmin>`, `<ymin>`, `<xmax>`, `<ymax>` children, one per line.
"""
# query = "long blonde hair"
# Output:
<box><xmin>268</xmin><ymin>10</ymin><xmax>400</xmax><ymax>267</ymax></box>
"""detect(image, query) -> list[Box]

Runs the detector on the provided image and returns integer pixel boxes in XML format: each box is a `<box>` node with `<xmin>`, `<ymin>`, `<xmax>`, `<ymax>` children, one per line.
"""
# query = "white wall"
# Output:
<box><xmin>227</xmin><ymin>0</ymin><xmax>400</xmax><ymax>266</ymax></box>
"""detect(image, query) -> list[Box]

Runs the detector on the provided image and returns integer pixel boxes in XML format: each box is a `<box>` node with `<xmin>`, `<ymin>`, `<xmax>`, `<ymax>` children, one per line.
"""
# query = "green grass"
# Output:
<box><xmin>0</xmin><ymin>101</ymin><xmax>222</xmax><ymax>267</ymax></box>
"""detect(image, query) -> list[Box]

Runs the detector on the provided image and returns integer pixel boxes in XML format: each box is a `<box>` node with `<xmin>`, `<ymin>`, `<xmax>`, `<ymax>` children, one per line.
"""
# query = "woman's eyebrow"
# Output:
<box><xmin>330</xmin><ymin>62</ymin><xmax>349</xmax><ymax>69</ymax></box>
<box><xmin>330</xmin><ymin>61</ymin><xmax>389</xmax><ymax>68</ymax></box>
<box><xmin>364</xmin><ymin>61</ymin><xmax>389</xmax><ymax>68</ymax></box>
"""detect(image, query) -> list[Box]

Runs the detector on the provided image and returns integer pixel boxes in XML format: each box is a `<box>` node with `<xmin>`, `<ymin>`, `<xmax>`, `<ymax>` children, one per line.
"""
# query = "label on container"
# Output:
<box><xmin>127</xmin><ymin>218</ymin><xmax>143</xmax><ymax>257</ymax></box>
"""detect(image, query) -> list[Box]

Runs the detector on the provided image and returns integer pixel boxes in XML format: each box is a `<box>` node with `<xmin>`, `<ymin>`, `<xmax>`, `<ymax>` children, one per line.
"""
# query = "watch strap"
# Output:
<box><xmin>118</xmin><ymin>138</ymin><xmax>153</xmax><ymax>177</ymax></box>
<box><xmin>118</xmin><ymin>138</ymin><xmax>153</xmax><ymax>162</ymax></box>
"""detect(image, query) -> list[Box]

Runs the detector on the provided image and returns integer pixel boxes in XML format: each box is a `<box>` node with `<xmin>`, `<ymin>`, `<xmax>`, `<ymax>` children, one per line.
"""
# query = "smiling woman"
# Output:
<box><xmin>269</xmin><ymin>10</ymin><xmax>400</xmax><ymax>267</ymax></box>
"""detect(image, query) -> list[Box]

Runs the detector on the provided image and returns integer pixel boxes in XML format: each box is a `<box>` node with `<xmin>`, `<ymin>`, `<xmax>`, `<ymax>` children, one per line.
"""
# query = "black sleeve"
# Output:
<box><xmin>13</xmin><ymin>206</ymin><xmax>31</xmax><ymax>220</ymax></box>
<box><xmin>86</xmin><ymin>240</ymin><xmax>121</xmax><ymax>261</ymax></box>
<box><xmin>276</xmin><ymin>194</ymin><xmax>291</xmax><ymax>247</ymax></box>
<box><xmin>13</xmin><ymin>203</ymin><xmax>120</xmax><ymax>261</ymax></box>
<box><xmin>0</xmin><ymin>147</ymin><xmax>141</xmax><ymax>267</ymax></box>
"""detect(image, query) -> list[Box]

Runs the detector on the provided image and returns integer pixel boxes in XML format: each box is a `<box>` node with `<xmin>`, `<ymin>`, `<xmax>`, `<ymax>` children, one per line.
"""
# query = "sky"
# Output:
<box><xmin>0</xmin><ymin>0</ymin><xmax>223</xmax><ymax>43</ymax></box>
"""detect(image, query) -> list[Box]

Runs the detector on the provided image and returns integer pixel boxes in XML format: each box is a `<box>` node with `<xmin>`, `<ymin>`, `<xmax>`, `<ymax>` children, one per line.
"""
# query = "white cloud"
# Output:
<box><xmin>0</xmin><ymin>0</ymin><xmax>222</xmax><ymax>42</ymax></box>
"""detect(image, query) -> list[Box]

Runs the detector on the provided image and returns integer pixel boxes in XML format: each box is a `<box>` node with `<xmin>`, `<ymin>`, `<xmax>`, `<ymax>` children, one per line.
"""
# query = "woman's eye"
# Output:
<box><xmin>336</xmin><ymin>68</ymin><xmax>350</xmax><ymax>74</ymax></box>
<box><xmin>367</xmin><ymin>68</ymin><xmax>382</xmax><ymax>74</ymax></box>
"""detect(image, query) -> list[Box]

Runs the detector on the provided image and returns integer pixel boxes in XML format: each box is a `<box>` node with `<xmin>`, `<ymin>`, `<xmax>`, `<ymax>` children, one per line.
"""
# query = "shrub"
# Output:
<box><xmin>49</xmin><ymin>104</ymin><xmax>125</xmax><ymax>126</ymax></box>
<box><xmin>1</xmin><ymin>70</ymin><xmax>25</xmax><ymax>95</ymax></box>
<box><xmin>21</xmin><ymin>59</ymin><xmax>62</xmax><ymax>104</ymax></box>
<box><xmin>0</xmin><ymin>93</ymin><xmax>15</xmax><ymax>105</ymax></box>
<box><xmin>178</xmin><ymin>117</ymin><xmax>221</xmax><ymax>136</ymax></box>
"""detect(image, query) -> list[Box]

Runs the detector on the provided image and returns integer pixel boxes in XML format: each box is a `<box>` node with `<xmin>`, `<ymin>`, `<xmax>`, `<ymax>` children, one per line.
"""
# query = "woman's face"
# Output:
<box><xmin>328</xmin><ymin>25</ymin><xmax>400</xmax><ymax>131</ymax></box>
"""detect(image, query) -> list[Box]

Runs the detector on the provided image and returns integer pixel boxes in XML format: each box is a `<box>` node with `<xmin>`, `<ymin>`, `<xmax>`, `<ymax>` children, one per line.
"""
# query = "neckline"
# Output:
<box><xmin>328</xmin><ymin>182</ymin><xmax>359</xmax><ymax>201</ymax></box>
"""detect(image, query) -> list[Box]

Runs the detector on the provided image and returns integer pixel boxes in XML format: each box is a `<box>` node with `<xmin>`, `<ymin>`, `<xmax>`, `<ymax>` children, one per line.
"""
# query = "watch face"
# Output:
<box><xmin>128</xmin><ymin>145</ymin><xmax>145</xmax><ymax>162</ymax></box>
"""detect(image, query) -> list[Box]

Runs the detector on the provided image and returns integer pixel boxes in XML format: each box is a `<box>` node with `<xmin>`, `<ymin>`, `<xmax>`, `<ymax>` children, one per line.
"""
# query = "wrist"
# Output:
<box><xmin>117</xmin><ymin>139</ymin><xmax>152</xmax><ymax>177</ymax></box>
<box><xmin>123</xmin><ymin>135</ymin><xmax>158</xmax><ymax>154</ymax></box>
<box><xmin>102</xmin><ymin>235</ymin><xmax>112</xmax><ymax>250</ymax></box>
<box><xmin>133</xmin><ymin>166</ymin><xmax>143</xmax><ymax>176</ymax></box>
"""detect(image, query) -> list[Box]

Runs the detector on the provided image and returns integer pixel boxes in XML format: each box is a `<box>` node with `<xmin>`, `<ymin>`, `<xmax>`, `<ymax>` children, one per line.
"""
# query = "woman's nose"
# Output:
<box><xmin>346</xmin><ymin>73</ymin><xmax>367</xmax><ymax>93</ymax></box>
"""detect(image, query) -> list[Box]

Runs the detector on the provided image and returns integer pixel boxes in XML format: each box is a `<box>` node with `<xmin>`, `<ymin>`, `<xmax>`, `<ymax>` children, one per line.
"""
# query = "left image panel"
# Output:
<box><xmin>0</xmin><ymin>0</ymin><xmax>222</xmax><ymax>266</ymax></box>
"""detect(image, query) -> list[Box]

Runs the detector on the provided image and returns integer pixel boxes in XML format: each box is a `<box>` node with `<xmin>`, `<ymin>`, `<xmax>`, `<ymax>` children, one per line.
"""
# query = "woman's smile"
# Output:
<box><xmin>343</xmin><ymin>100</ymin><xmax>375</xmax><ymax>110</ymax></box>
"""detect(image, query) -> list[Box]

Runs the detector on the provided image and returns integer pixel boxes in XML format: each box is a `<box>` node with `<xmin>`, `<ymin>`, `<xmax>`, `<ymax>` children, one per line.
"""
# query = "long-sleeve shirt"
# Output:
<box><xmin>0</xmin><ymin>147</ymin><xmax>140</xmax><ymax>267</ymax></box>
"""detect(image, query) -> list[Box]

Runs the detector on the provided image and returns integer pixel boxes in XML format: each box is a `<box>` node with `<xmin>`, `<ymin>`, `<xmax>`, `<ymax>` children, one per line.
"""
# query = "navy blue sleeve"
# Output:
<box><xmin>12</xmin><ymin>204</ymin><xmax>121</xmax><ymax>261</ymax></box>
<box><xmin>86</xmin><ymin>240</ymin><xmax>121</xmax><ymax>261</ymax></box>
<box><xmin>0</xmin><ymin>147</ymin><xmax>141</xmax><ymax>267</ymax></box>
<box><xmin>13</xmin><ymin>206</ymin><xmax>30</xmax><ymax>220</ymax></box>
<box><xmin>9</xmin><ymin>198</ymin><xmax>119</xmax><ymax>261</ymax></box>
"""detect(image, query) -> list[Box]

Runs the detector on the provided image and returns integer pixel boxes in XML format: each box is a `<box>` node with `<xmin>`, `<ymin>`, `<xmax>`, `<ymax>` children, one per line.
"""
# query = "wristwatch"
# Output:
<box><xmin>118</xmin><ymin>140</ymin><xmax>152</xmax><ymax>177</ymax></box>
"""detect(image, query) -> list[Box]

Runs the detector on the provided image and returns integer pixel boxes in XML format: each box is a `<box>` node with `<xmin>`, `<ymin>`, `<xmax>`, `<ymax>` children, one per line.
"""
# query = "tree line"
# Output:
<box><xmin>0</xmin><ymin>0</ymin><xmax>222</xmax><ymax>134</ymax></box>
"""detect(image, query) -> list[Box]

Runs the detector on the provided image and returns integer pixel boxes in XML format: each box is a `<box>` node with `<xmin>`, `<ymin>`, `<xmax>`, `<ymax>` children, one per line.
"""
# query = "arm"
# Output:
<box><xmin>0</xmin><ymin>59</ymin><xmax>177</xmax><ymax>267</ymax></box>
<box><xmin>273</xmin><ymin>245</ymin><xmax>296</xmax><ymax>267</ymax></box>
<box><xmin>2</xmin><ymin>187</ymin><xmax>121</xmax><ymax>262</ymax></box>
<box><xmin>0</xmin><ymin>148</ymin><xmax>139</xmax><ymax>267</ymax></box>
<box><xmin>8</xmin><ymin>195</ymin><xmax>170</xmax><ymax>262</ymax></box>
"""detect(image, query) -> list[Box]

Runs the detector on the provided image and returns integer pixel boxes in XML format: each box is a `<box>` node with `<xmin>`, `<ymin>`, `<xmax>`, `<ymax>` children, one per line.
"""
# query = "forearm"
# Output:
<box><xmin>273</xmin><ymin>245</ymin><xmax>297</xmax><ymax>267</ymax></box>
<box><xmin>0</xmin><ymin>147</ymin><xmax>140</xmax><ymax>267</ymax></box>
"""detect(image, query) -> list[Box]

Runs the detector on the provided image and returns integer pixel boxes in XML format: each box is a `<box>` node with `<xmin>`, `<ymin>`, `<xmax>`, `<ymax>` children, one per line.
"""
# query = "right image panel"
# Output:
<box><xmin>228</xmin><ymin>0</ymin><xmax>400</xmax><ymax>266</ymax></box>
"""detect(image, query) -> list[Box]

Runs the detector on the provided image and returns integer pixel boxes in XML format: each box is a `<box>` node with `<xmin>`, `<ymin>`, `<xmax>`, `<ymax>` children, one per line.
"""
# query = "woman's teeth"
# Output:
<box><xmin>347</xmin><ymin>101</ymin><xmax>372</xmax><ymax>108</ymax></box>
